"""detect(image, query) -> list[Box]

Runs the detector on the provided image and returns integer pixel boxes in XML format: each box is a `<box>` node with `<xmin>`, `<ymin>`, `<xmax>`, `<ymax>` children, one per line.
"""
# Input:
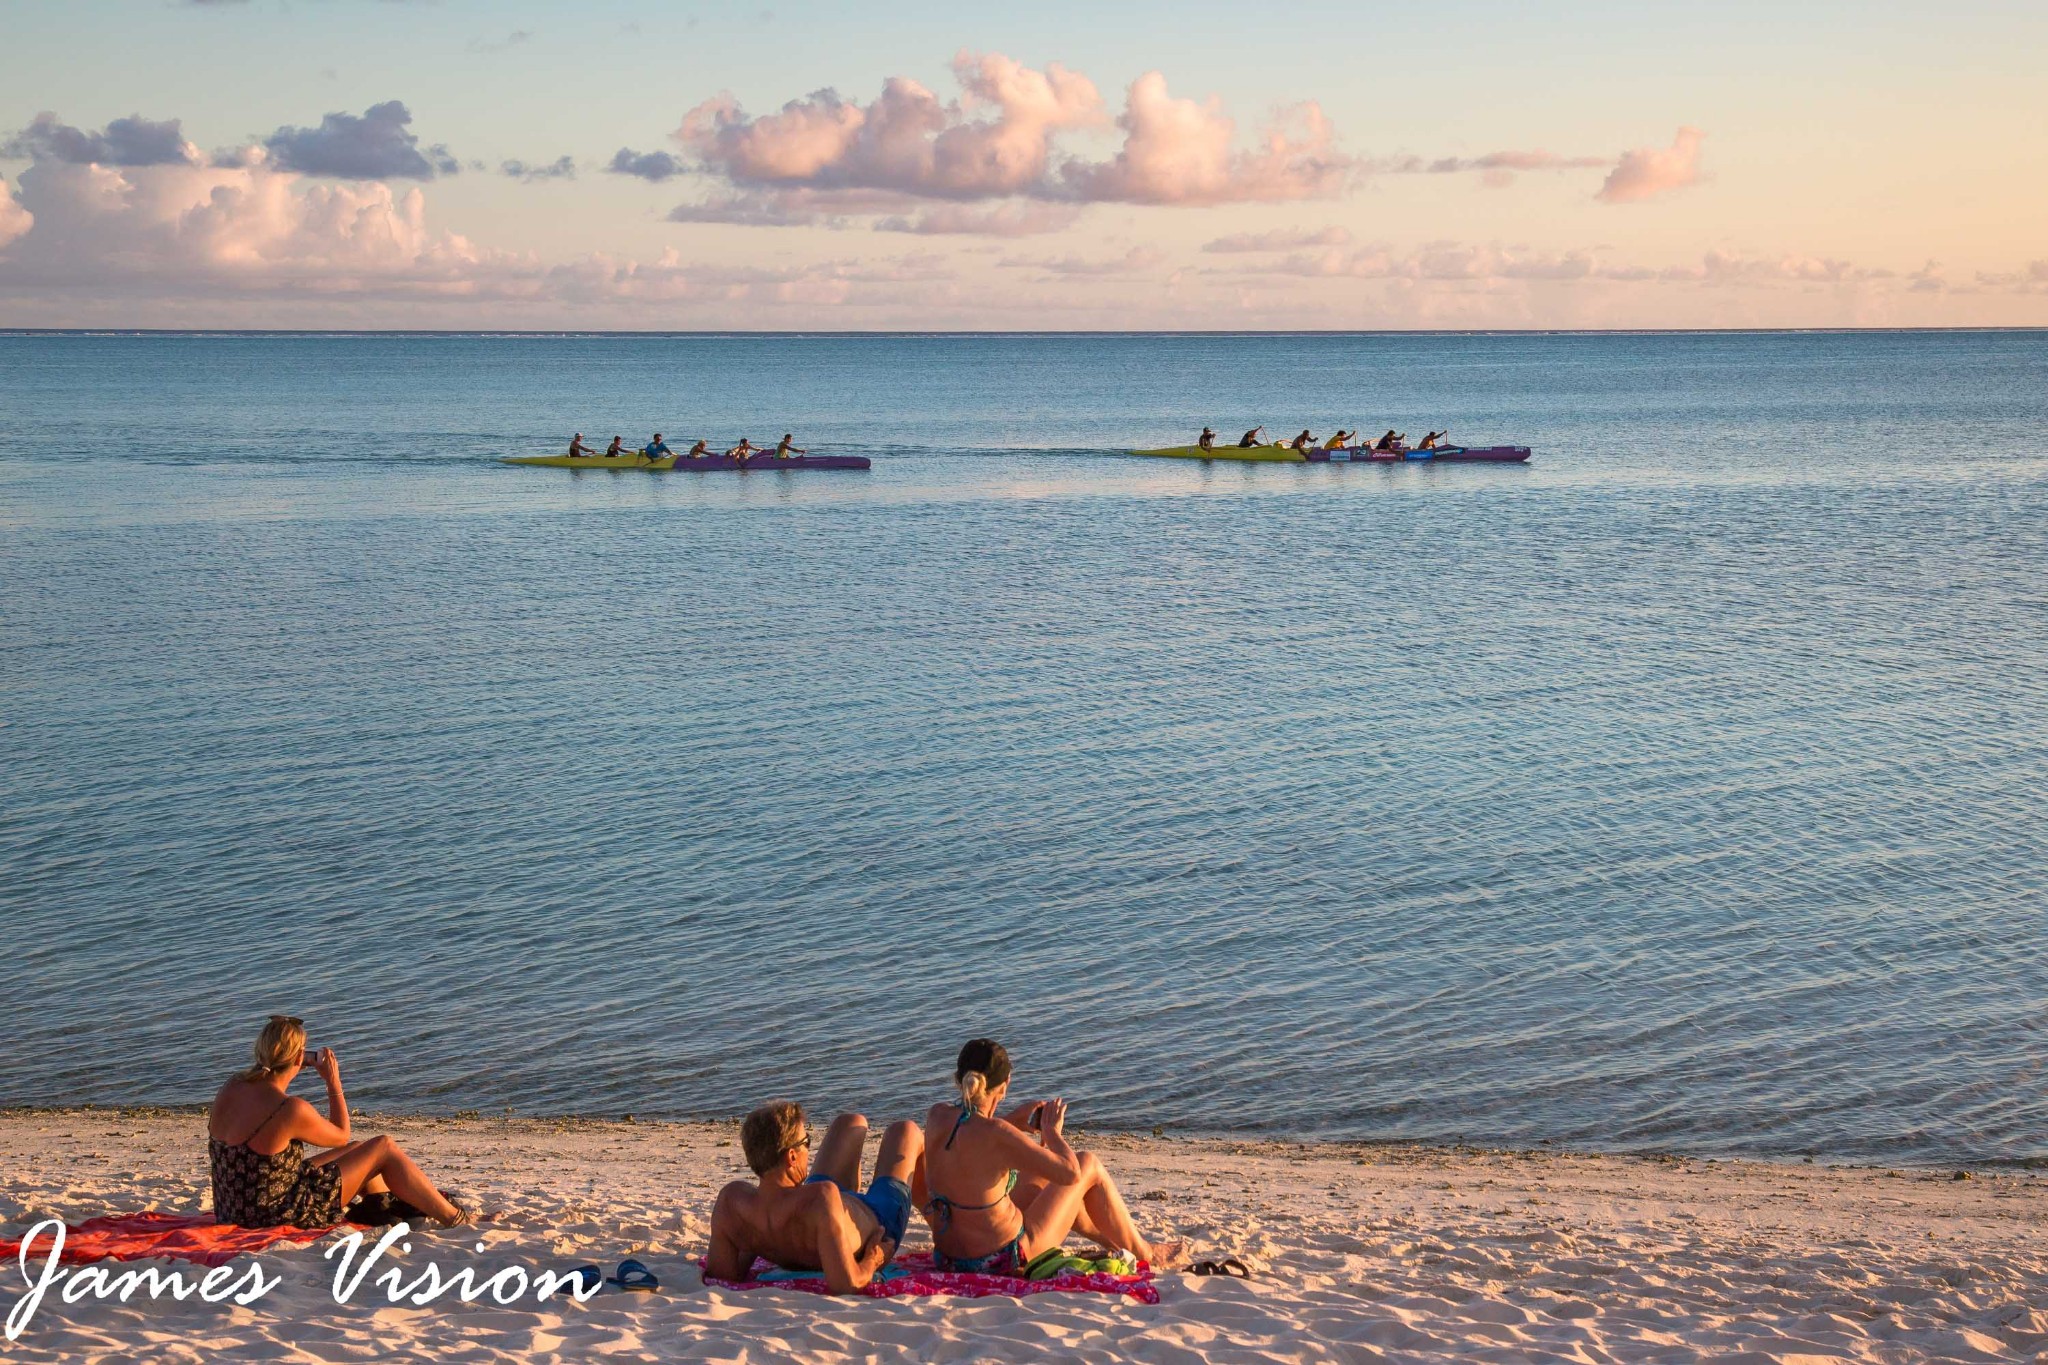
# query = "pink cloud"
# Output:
<box><xmin>1203</xmin><ymin>225</ymin><xmax>1351</xmax><ymax>253</ymax></box>
<box><xmin>998</xmin><ymin>245</ymin><xmax>1165</xmax><ymax>276</ymax></box>
<box><xmin>0</xmin><ymin>175</ymin><xmax>31</xmax><ymax>248</ymax></box>
<box><xmin>677</xmin><ymin>51</ymin><xmax>1104</xmax><ymax>200</ymax></box>
<box><xmin>671</xmin><ymin>56</ymin><xmax>1352</xmax><ymax>210</ymax></box>
<box><xmin>0</xmin><ymin>158</ymin><xmax>956</xmax><ymax>311</ymax></box>
<box><xmin>1596</xmin><ymin>127</ymin><xmax>1704</xmax><ymax>204</ymax></box>
<box><xmin>1976</xmin><ymin>260</ymin><xmax>2048</xmax><ymax>292</ymax></box>
<box><xmin>874</xmin><ymin>201</ymin><xmax>1081</xmax><ymax>236</ymax></box>
<box><xmin>1061</xmin><ymin>74</ymin><xmax>1352</xmax><ymax>204</ymax></box>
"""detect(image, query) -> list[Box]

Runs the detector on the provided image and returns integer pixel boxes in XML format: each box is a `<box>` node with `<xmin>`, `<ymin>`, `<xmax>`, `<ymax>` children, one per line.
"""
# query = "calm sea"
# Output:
<box><xmin>3</xmin><ymin>331</ymin><xmax>2044</xmax><ymax>1164</ymax></box>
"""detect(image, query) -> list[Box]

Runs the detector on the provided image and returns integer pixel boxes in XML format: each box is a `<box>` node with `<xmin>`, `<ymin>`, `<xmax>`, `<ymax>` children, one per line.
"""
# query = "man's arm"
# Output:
<box><xmin>810</xmin><ymin>1184</ymin><xmax>884</xmax><ymax>1293</ymax></box>
<box><xmin>703</xmin><ymin>1185</ymin><xmax>756</xmax><ymax>1282</ymax></box>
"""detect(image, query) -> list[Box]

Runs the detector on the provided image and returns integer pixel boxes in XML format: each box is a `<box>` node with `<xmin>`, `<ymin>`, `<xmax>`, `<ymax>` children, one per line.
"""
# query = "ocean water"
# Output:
<box><xmin>3</xmin><ymin>330</ymin><xmax>2045</xmax><ymax>1164</ymax></box>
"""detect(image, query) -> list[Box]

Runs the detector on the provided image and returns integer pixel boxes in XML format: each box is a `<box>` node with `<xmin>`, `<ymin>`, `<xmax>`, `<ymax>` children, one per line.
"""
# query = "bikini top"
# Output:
<box><xmin>923</xmin><ymin>1105</ymin><xmax>1019</xmax><ymax>1231</ymax></box>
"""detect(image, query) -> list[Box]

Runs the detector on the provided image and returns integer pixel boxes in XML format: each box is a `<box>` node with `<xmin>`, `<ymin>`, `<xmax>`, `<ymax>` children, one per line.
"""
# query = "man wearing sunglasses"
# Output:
<box><xmin>704</xmin><ymin>1103</ymin><xmax>925</xmax><ymax>1293</ymax></box>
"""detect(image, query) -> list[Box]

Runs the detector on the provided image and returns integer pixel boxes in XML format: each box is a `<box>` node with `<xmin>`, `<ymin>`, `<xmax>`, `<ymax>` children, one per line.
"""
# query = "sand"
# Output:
<box><xmin>2</xmin><ymin>1108</ymin><xmax>2044</xmax><ymax>1363</ymax></box>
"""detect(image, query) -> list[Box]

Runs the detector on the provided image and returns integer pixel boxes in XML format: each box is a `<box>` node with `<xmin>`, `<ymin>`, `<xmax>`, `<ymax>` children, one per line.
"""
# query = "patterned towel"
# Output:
<box><xmin>0</xmin><ymin>1211</ymin><xmax>336</xmax><ymax>1268</ymax></box>
<box><xmin>701</xmin><ymin>1251</ymin><xmax>1160</xmax><ymax>1303</ymax></box>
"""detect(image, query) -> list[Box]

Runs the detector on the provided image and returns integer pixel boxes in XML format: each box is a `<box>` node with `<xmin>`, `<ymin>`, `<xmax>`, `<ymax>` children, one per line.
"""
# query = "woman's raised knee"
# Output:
<box><xmin>1075</xmin><ymin>1150</ymin><xmax>1106</xmax><ymax>1182</ymax></box>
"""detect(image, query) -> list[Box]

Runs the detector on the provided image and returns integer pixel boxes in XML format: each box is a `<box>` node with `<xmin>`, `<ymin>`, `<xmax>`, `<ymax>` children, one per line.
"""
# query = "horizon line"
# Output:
<box><xmin>4</xmin><ymin>326</ymin><xmax>2045</xmax><ymax>338</ymax></box>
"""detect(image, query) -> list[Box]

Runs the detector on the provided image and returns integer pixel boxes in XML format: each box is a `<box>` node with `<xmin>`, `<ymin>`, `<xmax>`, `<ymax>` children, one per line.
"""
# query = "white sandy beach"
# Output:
<box><xmin>2</xmin><ymin>1108</ymin><xmax>2044</xmax><ymax>1363</ymax></box>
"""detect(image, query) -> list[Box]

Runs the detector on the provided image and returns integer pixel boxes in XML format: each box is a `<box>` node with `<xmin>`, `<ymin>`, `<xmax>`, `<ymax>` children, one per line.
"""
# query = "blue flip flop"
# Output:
<box><xmin>609</xmin><ymin>1259</ymin><xmax>660</xmax><ymax>1292</ymax></box>
<box><xmin>552</xmin><ymin>1264</ymin><xmax>602</xmax><ymax>1296</ymax></box>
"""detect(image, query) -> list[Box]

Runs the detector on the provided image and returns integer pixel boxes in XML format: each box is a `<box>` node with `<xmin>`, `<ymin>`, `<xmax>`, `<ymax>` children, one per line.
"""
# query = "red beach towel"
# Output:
<box><xmin>0</xmin><ymin>1212</ymin><xmax>336</xmax><ymax>1268</ymax></box>
<box><xmin>700</xmin><ymin>1251</ymin><xmax>1160</xmax><ymax>1303</ymax></box>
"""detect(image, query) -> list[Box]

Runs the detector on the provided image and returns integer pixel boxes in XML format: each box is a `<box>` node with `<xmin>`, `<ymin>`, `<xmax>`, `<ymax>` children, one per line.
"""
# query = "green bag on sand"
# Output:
<box><xmin>1024</xmin><ymin>1247</ymin><xmax>1140</xmax><ymax>1280</ymax></box>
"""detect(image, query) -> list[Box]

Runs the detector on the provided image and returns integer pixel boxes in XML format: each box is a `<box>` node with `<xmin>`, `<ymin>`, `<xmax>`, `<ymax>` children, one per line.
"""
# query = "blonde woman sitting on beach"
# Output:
<box><xmin>921</xmin><ymin>1038</ymin><xmax>1188</xmax><ymax>1274</ymax></box>
<box><xmin>207</xmin><ymin>1015</ymin><xmax>472</xmax><ymax>1228</ymax></box>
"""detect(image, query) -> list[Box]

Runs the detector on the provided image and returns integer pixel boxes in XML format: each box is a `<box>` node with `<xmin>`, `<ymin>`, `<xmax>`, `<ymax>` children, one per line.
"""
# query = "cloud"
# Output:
<box><xmin>998</xmin><ymin>245</ymin><xmax>1165</xmax><ymax>276</ymax></box>
<box><xmin>1203</xmin><ymin>225</ymin><xmax>1350</xmax><ymax>253</ymax></box>
<box><xmin>1059</xmin><ymin>74</ymin><xmax>1352</xmax><ymax>204</ymax></box>
<box><xmin>1217</xmin><ymin>241</ymin><xmax>1908</xmax><ymax>290</ymax></box>
<box><xmin>261</xmin><ymin>100</ymin><xmax>457</xmax><ymax>180</ymax></box>
<box><xmin>501</xmin><ymin>156</ymin><xmax>576</xmax><ymax>182</ymax></box>
<box><xmin>670</xmin><ymin>54</ymin><xmax>1351</xmax><ymax>210</ymax></box>
<box><xmin>1596</xmin><ymin>127</ymin><xmax>1704</xmax><ymax>204</ymax></box>
<box><xmin>0</xmin><ymin>155</ymin><xmax>958</xmax><ymax>315</ymax></box>
<box><xmin>2</xmin><ymin>112</ymin><xmax>200</xmax><ymax>167</ymax></box>
<box><xmin>468</xmin><ymin>30</ymin><xmax>531</xmax><ymax>54</ymax></box>
<box><xmin>678</xmin><ymin>51</ymin><xmax>1105</xmax><ymax>200</ymax></box>
<box><xmin>665</xmin><ymin>187</ymin><xmax>911</xmax><ymax>227</ymax></box>
<box><xmin>1976</xmin><ymin>260</ymin><xmax>2048</xmax><ymax>292</ymax></box>
<box><xmin>0</xmin><ymin>175</ymin><xmax>31</xmax><ymax>248</ymax></box>
<box><xmin>1426</xmin><ymin>151</ymin><xmax>1610</xmax><ymax>174</ymax></box>
<box><xmin>608</xmin><ymin>147</ymin><xmax>688</xmax><ymax>181</ymax></box>
<box><xmin>874</xmin><ymin>201</ymin><xmax>1080</xmax><ymax>236</ymax></box>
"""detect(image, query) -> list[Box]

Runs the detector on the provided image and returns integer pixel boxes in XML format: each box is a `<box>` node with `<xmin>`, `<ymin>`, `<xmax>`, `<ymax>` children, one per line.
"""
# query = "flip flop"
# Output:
<box><xmin>609</xmin><ymin>1259</ymin><xmax>660</xmax><ymax>1292</ymax></box>
<box><xmin>1189</xmin><ymin>1257</ymin><xmax>1252</xmax><ymax>1279</ymax></box>
<box><xmin>553</xmin><ymin>1264</ymin><xmax>602</xmax><ymax>1296</ymax></box>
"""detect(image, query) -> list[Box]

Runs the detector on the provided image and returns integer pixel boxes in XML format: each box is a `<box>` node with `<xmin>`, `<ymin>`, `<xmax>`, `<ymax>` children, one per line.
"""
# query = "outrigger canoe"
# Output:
<box><xmin>501</xmin><ymin>453</ymin><xmax>871</xmax><ymax>471</ymax></box>
<box><xmin>1130</xmin><ymin>443</ymin><xmax>1530</xmax><ymax>463</ymax></box>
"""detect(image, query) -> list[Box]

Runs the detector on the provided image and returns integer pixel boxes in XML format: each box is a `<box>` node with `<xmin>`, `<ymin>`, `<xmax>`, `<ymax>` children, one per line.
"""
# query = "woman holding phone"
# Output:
<box><xmin>919</xmin><ymin>1038</ymin><xmax>1187</xmax><ymax>1273</ymax></box>
<box><xmin>207</xmin><ymin>1015</ymin><xmax>471</xmax><ymax>1228</ymax></box>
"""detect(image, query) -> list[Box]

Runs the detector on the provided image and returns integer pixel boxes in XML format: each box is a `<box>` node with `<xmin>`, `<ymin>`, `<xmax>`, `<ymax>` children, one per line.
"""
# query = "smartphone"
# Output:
<box><xmin>1028</xmin><ymin>1103</ymin><xmax>1046</xmax><ymax>1130</ymax></box>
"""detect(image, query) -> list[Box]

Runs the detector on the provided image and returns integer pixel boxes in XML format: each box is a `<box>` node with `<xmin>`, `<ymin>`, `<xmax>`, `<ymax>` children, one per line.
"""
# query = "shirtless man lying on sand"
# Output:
<box><xmin>705</xmin><ymin>1104</ymin><xmax>925</xmax><ymax>1294</ymax></box>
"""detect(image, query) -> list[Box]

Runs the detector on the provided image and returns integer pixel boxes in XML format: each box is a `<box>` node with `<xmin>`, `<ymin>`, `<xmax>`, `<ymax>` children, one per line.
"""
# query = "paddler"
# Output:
<box><xmin>1197</xmin><ymin>426</ymin><xmax>1216</xmax><ymax>451</ymax></box>
<box><xmin>726</xmin><ymin>437</ymin><xmax>760</xmax><ymax>462</ymax></box>
<box><xmin>686</xmin><ymin>439</ymin><xmax>711</xmax><ymax>460</ymax></box>
<box><xmin>1419</xmin><ymin>430</ymin><xmax>1448</xmax><ymax>450</ymax></box>
<box><xmin>568</xmin><ymin>433</ymin><xmax>594</xmax><ymax>459</ymax></box>
<box><xmin>1287</xmin><ymin>429</ymin><xmax>1317</xmax><ymax>451</ymax></box>
<box><xmin>774</xmin><ymin>433</ymin><xmax>807</xmax><ymax>459</ymax></box>
<box><xmin>1373</xmin><ymin>430</ymin><xmax>1403</xmax><ymax>452</ymax></box>
<box><xmin>605</xmin><ymin>436</ymin><xmax>627</xmax><ymax>457</ymax></box>
<box><xmin>1237</xmin><ymin>425</ymin><xmax>1265</xmax><ymax>448</ymax></box>
<box><xmin>1326</xmin><ymin>429</ymin><xmax>1354</xmax><ymax>450</ymax></box>
<box><xmin>644</xmin><ymin>433</ymin><xmax>674</xmax><ymax>463</ymax></box>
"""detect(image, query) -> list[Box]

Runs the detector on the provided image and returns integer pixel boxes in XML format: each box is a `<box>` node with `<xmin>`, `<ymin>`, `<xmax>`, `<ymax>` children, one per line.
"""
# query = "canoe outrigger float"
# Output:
<box><xmin>501</xmin><ymin>453</ymin><xmax>871</xmax><ymax>471</ymax></box>
<box><xmin>1130</xmin><ymin>443</ymin><xmax>1530</xmax><ymax>463</ymax></box>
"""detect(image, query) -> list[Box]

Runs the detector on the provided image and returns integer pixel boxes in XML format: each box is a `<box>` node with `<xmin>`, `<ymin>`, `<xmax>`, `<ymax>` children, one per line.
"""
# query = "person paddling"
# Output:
<box><xmin>686</xmin><ymin>439</ymin><xmax>711</xmax><ymax>460</ymax></box>
<box><xmin>1419</xmin><ymin>430</ymin><xmax>1448</xmax><ymax>451</ymax></box>
<box><xmin>774</xmin><ymin>434</ymin><xmax>807</xmax><ymax>460</ymax></box>
<box><xmin>1197</xmin><ymin>427</ymin><xmax>1216</xmax><ymax>451</ymax></box>
<box><xmin>1373</xmin><ymin>430</ymin><xmax>1403</xmax><ymax>452</ymax></box>
<box><xmin>1326</xmin><ymin>429</ymin><xmax>1353</xmax><ymax>450</ymax></box>
<box><xmin>568</xmin><ymin>433</ymin><xmax>593</xmax><ymax>459</ymax></box>
<box><xmin>605</xmin><ymin>436</ymin><xmax>626</xmax><ymax>457</ymax></box>
<box><xmin>726</xmin><ymin>437</ymin><xmax>760</xmax><ymax>462</ymax></box>
<box><xmin>1287</xmin><ymin>429</ymin><xmax>1317</xmax><ymax>451</ymax></box>
<box><xmin>644</xmin><ymin>433</ymin><xmax>674</xmax><ymax>464</ymax></box>
<box><xmin>1237</xmin><ymin>426</ymin><xmax>1265</xmax><ymax>448</ymax></box>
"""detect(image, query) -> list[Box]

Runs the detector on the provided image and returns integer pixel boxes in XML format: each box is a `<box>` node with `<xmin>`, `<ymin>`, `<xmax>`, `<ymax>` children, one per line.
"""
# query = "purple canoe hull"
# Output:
<box><xmin>1309</xmin><ymin>445</ymin><xmax>1530</xmax><ymax>463</ymax></box>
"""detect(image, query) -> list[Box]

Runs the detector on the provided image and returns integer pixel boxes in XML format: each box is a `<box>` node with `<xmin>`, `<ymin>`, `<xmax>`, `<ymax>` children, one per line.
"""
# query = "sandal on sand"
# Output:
<box><xmin>609</xmin><ymin>1259</ymin><xmax>660</xmax><ymax>1292</ymax></box>
<box><xmin>554</xmin><ymin>1264</ymin><xmax>603</xmax><ymax>1295</ymax></box>
<box><xmin>1189</xmin><ymin>1257</ymin><xmax>1252</xmax><ymax>1279</ymax></box>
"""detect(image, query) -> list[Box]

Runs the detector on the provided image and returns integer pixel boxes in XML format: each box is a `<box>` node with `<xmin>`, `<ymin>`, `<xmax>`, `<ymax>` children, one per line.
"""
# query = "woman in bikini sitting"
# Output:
<box><xmin>207</xmin><ymin>1015</ymin><xmax>473</xmax><ymax>1229</ymax></box>
<box><xmin>920</xmin><ymin>1038</ymin><xmax>1187</xmax><ymax>1274</ymax></box>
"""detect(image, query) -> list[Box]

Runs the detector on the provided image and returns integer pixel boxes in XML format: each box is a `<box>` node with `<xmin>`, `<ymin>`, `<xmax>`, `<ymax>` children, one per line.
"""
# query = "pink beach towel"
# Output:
<box><xmin>0</xmin><ymin>1212</ymin><xmax>337</xmax><ymax>1268</ymax></box>
<box><xmin>700</xmin><ymin>1251</ymin><xmax>1160</xmax><ymax>1303</ymax></box>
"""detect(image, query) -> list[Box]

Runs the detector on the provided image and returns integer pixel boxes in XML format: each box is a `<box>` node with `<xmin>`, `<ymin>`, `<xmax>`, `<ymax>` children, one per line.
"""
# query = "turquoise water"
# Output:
<box><xmin>3</xmin><ymin>331</ymin><xmax>2044</xmax><ymax>1163</ymax></box>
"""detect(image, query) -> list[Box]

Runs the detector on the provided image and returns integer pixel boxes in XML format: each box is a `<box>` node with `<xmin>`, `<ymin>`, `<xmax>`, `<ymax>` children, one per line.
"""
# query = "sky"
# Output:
<box><xmin>1</xmin><ymin>0</ymin><xmax>2044</xmax><ymax>329</ymax></box>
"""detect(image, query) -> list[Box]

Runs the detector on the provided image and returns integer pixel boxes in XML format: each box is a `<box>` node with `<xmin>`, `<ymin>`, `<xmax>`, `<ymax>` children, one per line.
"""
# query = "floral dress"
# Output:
<box><xmin>208</xmin><ymin>1098</ymin><xmax>343</xmax><ymax>1228</ymax></box>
